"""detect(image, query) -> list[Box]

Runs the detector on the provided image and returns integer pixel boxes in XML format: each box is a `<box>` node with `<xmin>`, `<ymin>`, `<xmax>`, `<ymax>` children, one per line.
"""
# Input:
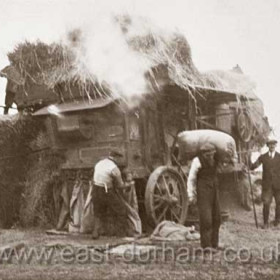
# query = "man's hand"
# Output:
<box><xmin>124</xmin><ymin>180</ymin><xmax>135</xmax><ymax>188</ymax></box>
<box><xmin>241</xmin><ymin>164</ymin><xmax>249</xmax><ymax>173</ymax></box>
<box><xmin>188</xmin><ymin>196</ymin><xmax>197</xmax><ymax>205</ymax></box>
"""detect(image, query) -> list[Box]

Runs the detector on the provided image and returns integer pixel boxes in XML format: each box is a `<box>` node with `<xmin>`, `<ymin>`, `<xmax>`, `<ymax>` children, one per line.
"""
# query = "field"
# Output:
<box><xmin>0</xmin><ymin>204</ymin><xmax>280</xmax><ymax>280</ymax></box>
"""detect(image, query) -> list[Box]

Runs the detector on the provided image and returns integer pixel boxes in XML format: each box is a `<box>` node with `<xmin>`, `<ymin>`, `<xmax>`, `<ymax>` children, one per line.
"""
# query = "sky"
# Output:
<box><xmin>0</xmin><ymin>0</ymin><xmax>280</xmax><ymax>136</ymax></box>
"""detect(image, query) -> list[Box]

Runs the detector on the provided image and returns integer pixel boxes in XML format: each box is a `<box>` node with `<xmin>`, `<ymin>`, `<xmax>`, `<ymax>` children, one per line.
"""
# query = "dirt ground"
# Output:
<box><xmin>1</xmin><ymin>204</ymin><xmax>280</xmax><ymax>280</ymax></box>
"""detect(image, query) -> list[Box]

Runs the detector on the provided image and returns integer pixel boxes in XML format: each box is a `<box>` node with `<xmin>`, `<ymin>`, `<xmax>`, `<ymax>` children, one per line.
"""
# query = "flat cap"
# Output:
<box><xmin>266</xmin><ymin>138</ymin><xmax>277</xmax><ymax>145</ymax></box>
<box><xmin>109</xmin><ymin>149</ymin><xmax>124</xmax><ymax>158</ymax></box>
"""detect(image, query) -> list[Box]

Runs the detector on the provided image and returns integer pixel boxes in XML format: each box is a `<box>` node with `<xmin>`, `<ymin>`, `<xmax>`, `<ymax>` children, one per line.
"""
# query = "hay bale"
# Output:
<box><xmin>0</xmin><ymin>115</ymin><xmax>64</xmax><ymax>228</ymax></box>
<box><xmin>202</xmin><ymin>69</ymin><xmax>256</xmax><ymax>95</ymax></box>
<box><xmin>2</xmin><ymin>13</ymin><xmax>269</xmax><ymax>115</ymax></box>
<box><xmin>0</xmin><ymin>115</ymin><xmax>39</xmax><ymax>227</ymax></box>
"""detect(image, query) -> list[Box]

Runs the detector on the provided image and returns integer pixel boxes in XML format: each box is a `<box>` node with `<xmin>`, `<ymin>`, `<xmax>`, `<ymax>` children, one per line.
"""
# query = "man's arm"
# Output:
<box><xmin>250</xmin><ymin>155</ymin><xmax>263</xmax><ymax>170</ymax></box>
<box><xmin>111</xmin><ymin>167</ymin><xmax>134</xmax><ymax>189</ymax></box>
<box><xmin>187</xmin><ymin>157</ymin><xmax>201</xmax><ymax>202</ymax></box>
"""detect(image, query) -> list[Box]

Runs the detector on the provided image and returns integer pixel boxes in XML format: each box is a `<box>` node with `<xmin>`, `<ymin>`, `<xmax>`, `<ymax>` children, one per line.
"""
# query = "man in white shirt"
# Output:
<box><xmin>92</xmin><ymin>149</ymin><xmax>140</xmax><ymax>239</ymax></box>
<box><xmin>187</xmin><ymin>143</ymin><xmax>221</xmax><ymax>250</ymax></box>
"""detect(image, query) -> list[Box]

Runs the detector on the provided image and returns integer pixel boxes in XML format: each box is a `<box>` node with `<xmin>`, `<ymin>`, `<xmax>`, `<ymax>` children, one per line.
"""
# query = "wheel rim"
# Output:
<box><xmin>237</xmin><ymin>112</ymin><xmax>254</xmax><ymax>142</ymax></box>
<box><xmin>145</xmin><ymin>166</ymin><xmax>188</xmax><ymax>226</ymax></box>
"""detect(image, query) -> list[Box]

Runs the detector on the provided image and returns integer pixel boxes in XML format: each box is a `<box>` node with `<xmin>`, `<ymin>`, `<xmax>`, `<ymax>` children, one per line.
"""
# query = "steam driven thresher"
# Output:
<box><xmin>1</xmin><ymin>64</ymin><xmax>269</xmax><ymax>227</ymax></box>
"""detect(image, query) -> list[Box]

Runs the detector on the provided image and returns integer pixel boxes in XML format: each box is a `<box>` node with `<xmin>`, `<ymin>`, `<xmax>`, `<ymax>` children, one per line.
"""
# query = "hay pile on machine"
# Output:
<box><xmin>0</xmin><ymin>15</ymin><xmax>270</xmax><ymax>230</ymax></box>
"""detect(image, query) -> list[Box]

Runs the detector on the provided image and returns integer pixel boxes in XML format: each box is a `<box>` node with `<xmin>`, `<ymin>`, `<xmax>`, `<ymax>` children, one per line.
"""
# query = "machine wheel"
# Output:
<box><xmin>145</xmin><ymin>166</ymin><xmax>188</xmax><ymax>226</ymax></box>
<box><xmin>237</xmin><ymin>111</ymin><xmax>254</xmax><ymax>142</ymax></box>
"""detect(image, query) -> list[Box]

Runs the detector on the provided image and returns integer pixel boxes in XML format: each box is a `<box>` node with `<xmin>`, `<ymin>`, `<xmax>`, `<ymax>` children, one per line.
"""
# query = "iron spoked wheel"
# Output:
<box><xmin>237</xmin><ymin>112</ymin><xmax>254</xmax><ymax>143</ymax></box>
<box><xmin>145</xmin><ymin>166</ymin><xmax>188</xmax><ymax>226</ymax></box>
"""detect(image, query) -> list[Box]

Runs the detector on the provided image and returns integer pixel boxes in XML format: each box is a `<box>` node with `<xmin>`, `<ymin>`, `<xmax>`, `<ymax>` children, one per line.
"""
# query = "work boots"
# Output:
<box><xmin>92</xmin><ymin>218</ymin><xmax>101</xmax><ymax>239</ymax></box>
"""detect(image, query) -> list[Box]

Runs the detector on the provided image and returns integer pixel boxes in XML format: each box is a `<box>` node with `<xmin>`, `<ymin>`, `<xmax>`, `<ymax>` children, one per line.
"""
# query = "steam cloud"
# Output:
<box><xmin>62</xmin><ymin>14</ymin><xmax>158</xmax><ymax>101</ymax></box>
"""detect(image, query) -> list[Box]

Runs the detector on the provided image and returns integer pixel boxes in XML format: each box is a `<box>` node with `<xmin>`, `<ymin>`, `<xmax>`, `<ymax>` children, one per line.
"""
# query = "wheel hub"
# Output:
<box><xmin>163</xmin><ymin>195</ymin><xmax>178</xmax><ymax>205</ymax></box>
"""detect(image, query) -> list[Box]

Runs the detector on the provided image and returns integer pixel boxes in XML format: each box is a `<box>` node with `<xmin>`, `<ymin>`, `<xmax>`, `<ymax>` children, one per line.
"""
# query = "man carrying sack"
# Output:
<box><xmin>187</xmin><ymin>143</ymin><xmax>221</xmax><ymax>251</ymax></box>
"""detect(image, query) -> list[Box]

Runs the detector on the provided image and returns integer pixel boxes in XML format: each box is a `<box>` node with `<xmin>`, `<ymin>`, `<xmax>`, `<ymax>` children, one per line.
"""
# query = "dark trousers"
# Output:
<box><xmin>262</xmin><ymin>187</ymin><xmax>280</xmax><ymax>225</ymax></box>
<box><xmin>197</xmin><ymin>181</ymin><xmax>221</xmax><ymax>248</ymax></box>
<box><xmin>92</xmin><ymin>185</ymin><xmax>127</xmax><ymax>236</ymax></box>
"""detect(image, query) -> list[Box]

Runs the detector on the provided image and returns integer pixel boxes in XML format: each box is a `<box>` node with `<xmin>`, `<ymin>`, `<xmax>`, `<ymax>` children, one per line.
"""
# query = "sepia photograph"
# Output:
<box><xmin>0</xmin><ymin>0</ymin><xmax>280</xmax><ymax>279</ymax></box>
